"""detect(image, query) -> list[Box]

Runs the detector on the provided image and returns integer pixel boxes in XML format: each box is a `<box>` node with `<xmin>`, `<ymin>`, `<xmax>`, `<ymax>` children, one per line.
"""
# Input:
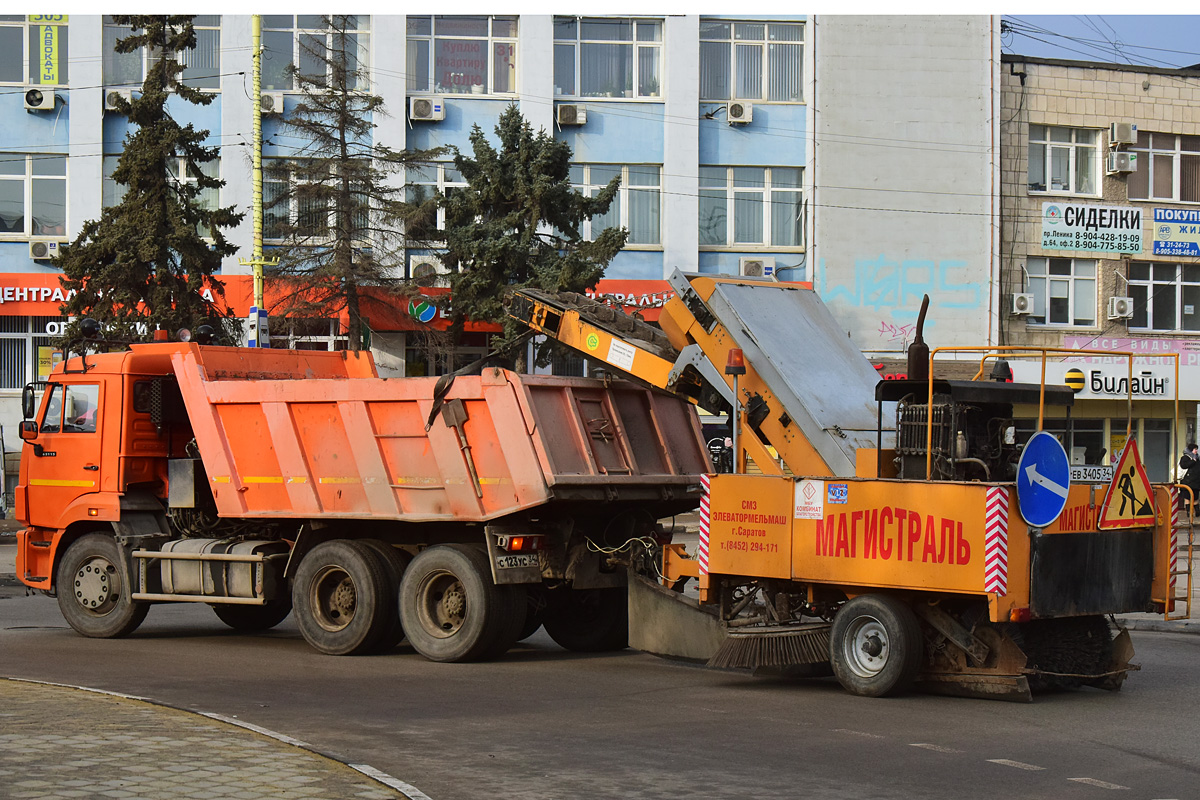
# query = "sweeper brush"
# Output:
<box><xmin>707</xmin><ymin>624</ymin><xmax>833</xmax><ymax>670</ymax></box>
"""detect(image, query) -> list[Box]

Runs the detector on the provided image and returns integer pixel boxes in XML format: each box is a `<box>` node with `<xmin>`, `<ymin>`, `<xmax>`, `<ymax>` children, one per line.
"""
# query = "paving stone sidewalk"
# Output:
<box><xmin>0</xmin><ymin>680</ymin><xmax>408</xmax><ymax>800</ymax></box>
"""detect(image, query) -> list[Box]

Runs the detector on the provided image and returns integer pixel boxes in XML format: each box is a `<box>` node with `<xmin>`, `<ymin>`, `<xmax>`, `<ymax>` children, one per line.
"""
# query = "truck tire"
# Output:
<box><xmin>293</xmin><ymin>540</ymin><xmax>390</xmax><ymax>656</ymax></box>
<box><xmin>830</xmin><ymin>594</ymin><xmax>923</xmax><ymax>698</ymax></box>
<box><xmin>399</xmin><ymin>545</ymin><xmax>512</xmax><ymax>663</ymax></box>
<box><xmin>359</xmin><ymin>539</ymin><xmax>412</xmax><ymax>652</ymax></box>
<box><xmin>542</xmin><ymin>586</ymin><xmax>628</xmax><ymax>652</ymax></box>
<box><xmin>211</xmin><ymin>597</ymin><xmax>293</xmax><ymax>632</ymax></box>
<box><xmin>482</xmin><ymin>583</ymin><xmax>527</xmax><ymax>659</ymax></box>
<box><xmin>57</xmin><ymin>533</ymin><xmax>149</xmax><ymax>639</ymax></box>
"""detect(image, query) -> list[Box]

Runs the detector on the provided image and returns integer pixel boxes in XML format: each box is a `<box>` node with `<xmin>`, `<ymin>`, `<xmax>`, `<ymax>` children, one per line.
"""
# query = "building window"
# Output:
<box><xmin>406</xmin><ymin>16</ymin><xmax>516</xmax><ymax>95</ymax></box>
<box><xmin>1028</xmin><ymin>125</ymin><xmax>1098</xmax><ymax>195</ymax></box>
<box><xmin>262</xmin><ymin>15</ymin><xmax>369</xmax><ymax>92</ymax></box>
<box><xmin>404</xmin><ymin>162</ymin><xmax>468</xmax><ymax>237</ymax></box>
<box><xmin>1025</xmin><ymin>256</ymin><xmax>1096</xmax><ymax>326</ymax></box>
<box><xmin>699</xmin><ymin>20</ymin><xmax>803</xmax><ymax>102</ymax></box>
<box><xmin>553</xmin><ymin>17</ymin><xmax>662</xmax><ymax>99</ymax></box>
<box><xmin>570</xmin><ymin>164</ymin><xmax>661</xmax><ymax>245</ymax></box>
<box><xmin>104</xmin><ymin>155</ymin><xmax>219</xmax><ymax>234</ymax></box>
<box><xmin>264</xmin><ymin>159</ymin><xmax>369</xmax><ymax>241</ymax></box>
<box><xmin>1128</xmin><ymin>261</ymin><xmax>1200</xmax><ymax>331</ymax></box>
<box><xmin>267</xmin><ymin>317</ymin><xmax>346</xmax><ymax>351</ymax></box>
<box><xmin>0</xmin><ymin>316</ymin><xmax>59</xmax><ymax>389</ymax></box>
<box><xmin>1128</xmin><ymin>132</ymin><xmax>1200</xmax><ymax>203</ymax></box>
<box><xmin>0</xmin><ymin>15</ymin><xmax>68</xmax><ymax>85</ymax></box>
<box><xmin>698</xmin><ymin>166</ymin><xmax>802</xmax><ymax>248</ymax></box>
<box><xmin>0</xmin><ymin>153</ymin><xmax>66</xmax><ymax>238</ymax></box>
<box><xmin>104</xmin><ymin>15</ymin><xmax>220</xmax><ymax>89</ymax></box>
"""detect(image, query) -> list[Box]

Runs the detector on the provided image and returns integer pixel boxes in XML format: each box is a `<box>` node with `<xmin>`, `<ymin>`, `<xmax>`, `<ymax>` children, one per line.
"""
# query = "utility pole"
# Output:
<box><xmin>239</xmin><ymin>14</ymin><xmax>277</xmax><ymax>347</ymax></box>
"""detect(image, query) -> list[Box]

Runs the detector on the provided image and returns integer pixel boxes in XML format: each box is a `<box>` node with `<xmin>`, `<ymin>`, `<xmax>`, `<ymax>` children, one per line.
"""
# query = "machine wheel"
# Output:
<box><xmin>292</xmin><ymin>540</ymin><xmax>390</xmax><ymax>656</ymax></box>
<box><xmin>57</xmin><ymin>533</ymin><xmax>149</xmax><ymax>639</ymax></box>
<box><xmin>542</xmin><ymin>586</ymin><xmax>629</xmax><ymax>652</ymax></box>
<box><xmin>211</xmin><ymin>596</ymin><xmax>293</xmax><ymax>632</ymax></box>
<box><xmin>830</xmin><ymin>594</ymin><xmax>923</xmax><ymax>698</ymax></box>
<box><xmin>519</xmin><ymin>584</ymin><xmax>548</xmax><ymax>641</ymax></box>
<box><xmin>482</xmin><ymin>583</ymin><xmax>527</xmax><ymax>659</ymax></box>
<box><xmin>358</xmin><ymin>539</ymin><xmax>413</xmax><ymax>652</ymax></box>
<box><xmin>399</xmin><ymin>545</ymin><xmax>510</xmax><ymax>663</ymax></box>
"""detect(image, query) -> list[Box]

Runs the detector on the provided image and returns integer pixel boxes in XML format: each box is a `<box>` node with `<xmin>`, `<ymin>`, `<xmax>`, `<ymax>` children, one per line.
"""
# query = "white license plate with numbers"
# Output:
<box><xmin>496</xmin><ymin>554</ymin><xmax>539</xmax><ymax>570</ymax></box>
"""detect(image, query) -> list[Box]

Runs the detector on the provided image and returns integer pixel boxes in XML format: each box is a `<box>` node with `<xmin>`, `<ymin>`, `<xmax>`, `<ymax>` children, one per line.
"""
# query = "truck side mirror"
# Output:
<box><xmin>21</xmin><ymin>385</ymin><xmax>35</xmax><ymax>419</ymax></box>
<box><xmin>18</xmin><ymin>420</ymin><xmax>38</xmax><ymax>442</ymax></box>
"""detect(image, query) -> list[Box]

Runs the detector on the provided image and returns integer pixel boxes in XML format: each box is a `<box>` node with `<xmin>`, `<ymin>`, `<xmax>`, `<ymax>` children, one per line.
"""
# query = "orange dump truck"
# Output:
<box><xmin>509</xmin><ymin>272</ymin><xmax>1191</xmax><ymax>701</ymax></box>
<box><xmin>16</xmin><ymin>342</ymin><xmax>708</xmax><ymax>660</ymax></box>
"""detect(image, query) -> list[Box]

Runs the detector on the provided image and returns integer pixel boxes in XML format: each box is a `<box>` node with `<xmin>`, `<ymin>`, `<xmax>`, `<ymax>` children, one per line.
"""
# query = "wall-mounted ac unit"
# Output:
<box><xmin>409</xmin><ymin>96</ymin><xmax>445</xmax><ymax>122</ymax></box>
<box><xmin>727</xmin><ymin>101</ymin><xmax>753</xmax><ymax>124</ymax></box>
<box><xmin>260</xmin><ymin>92</ymin><xmax>284</xmax><ymax>116</ymax></box>
<box><xmin>739</xmin><ymin>256</ymin><xmax>776</xmax><ymax>278</ymax></box>
<box><xmin>29</xmin><ymin>241</ymin><xmax>59</xmax><ymax>261</ymax></box>
<box><xmin>1107</xmin><ymin>151</ymin><xmax>1136</xmax><ymax>173</ymax></box>
<box><xmin>1108</xmin><ymin>295</ymin><xmax>1135</xmax><ymax>320</ymax></box>
<box><xmin>410</xmin><ymin>254</ymin><xmax>450</xmax><ymax>286</ymax></box>
<box><xmin>556</xmin><ymin>104</ymin><xmax>587</xmax><ymax>126</ymax></box>
<box><xmin>24</xmin><ymin>88</ymin><xmax>56</xmax><ymax>111</ymax></box>
<box><xmin>1012</xmin><ymin>293</ymin><xmax>1034</xmax><ymax>315</ymax></box>
<box><xmin>1109</xmin><ymin>121</ymin><xmax>1137</xmax><ymax>146</ymax></box>
<box><xmin>104</xmin><ymin>89</ymin><xmax>132</xmax><ymax>113</ymax></box>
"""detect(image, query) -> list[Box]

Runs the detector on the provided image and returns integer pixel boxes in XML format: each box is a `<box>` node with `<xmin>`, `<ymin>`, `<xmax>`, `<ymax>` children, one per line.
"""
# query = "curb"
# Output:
<box><xmin>1115</xmin><ymin>617</ymin><xmax>1200</xmax><ymax>634</ymax></box>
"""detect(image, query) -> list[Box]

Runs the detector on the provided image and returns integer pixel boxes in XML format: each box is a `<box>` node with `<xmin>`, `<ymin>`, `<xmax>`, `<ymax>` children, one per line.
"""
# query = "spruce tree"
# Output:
<box><xmin>265</xmin><ymin>14</ymin><xmax>442</xmax><ymax>351</ymax></box>
<box><xmin>56</xmin><ymin>15</ymin><xmax>242</xmax><ymax>345</ymax></box>
<box><xmin>402</xmin><ymin>104</ymin><xmax>627</xmax><ymax>355</ymax></box>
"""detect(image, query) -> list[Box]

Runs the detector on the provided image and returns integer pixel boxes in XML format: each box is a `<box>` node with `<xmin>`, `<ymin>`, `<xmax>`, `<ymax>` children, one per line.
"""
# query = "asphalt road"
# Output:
<box><xmin>1</xmin><ymin>586</ymin><xmax>1198</xmax><ymax>800</ymax></box>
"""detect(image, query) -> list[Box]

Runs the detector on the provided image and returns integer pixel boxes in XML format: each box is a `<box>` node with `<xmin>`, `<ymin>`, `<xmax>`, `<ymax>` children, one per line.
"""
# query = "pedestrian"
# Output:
<box><xmin>1179</xmin><ymin>443</ymin><xmax>1200</xmax><ymax>516</ymax></box>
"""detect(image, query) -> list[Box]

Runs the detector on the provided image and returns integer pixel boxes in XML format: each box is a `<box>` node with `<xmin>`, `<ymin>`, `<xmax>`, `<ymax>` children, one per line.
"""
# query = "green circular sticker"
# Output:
<box><xmin>586</xmin><ymin>333</ymin><xmax>600</xmax><ymax>351</ymax></box>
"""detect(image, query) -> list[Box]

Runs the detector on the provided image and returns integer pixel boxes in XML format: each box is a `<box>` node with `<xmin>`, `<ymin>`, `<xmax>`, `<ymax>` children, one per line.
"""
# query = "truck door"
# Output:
<box><xmin>26</xmin><ymin>382</ymin><xmax>103</xmax><ymax>528</ymax></box>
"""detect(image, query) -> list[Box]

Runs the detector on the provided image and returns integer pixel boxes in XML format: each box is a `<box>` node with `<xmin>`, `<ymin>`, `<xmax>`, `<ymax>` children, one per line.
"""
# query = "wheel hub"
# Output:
<box><xmin>311</xmin><ymin>567</ymin><xmax>358</xmax><ymax>632</ymax></box>
<box><xmin>73</xmin><ymin>557</ymin><xmax>118</xmax><ymax>613</ymax></box>
<box><xmin>844</xmin><ymin>616</ymin><xmax>890</xmax><ymax>678</ymax></box>
<box><xmin>442</xmin><ymin>587</ymin><xmax>465</xmax><ymax>618</ymax></box>
<box><xmin>418</xmin><ymin>571</ymin><xmax>468</xmax><ymax>639</ymax></box>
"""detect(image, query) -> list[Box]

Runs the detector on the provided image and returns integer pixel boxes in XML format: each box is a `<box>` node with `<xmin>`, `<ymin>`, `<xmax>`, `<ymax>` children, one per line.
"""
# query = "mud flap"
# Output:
<box><xmin>1091</xmin><ymin>628</ymin><xmax>1137</xmax><ymax>692</ymax></box>
<box><xmin>627</xmin><ymin>572</ymin><xmax>725</xmax><ymax>662</ymax></box>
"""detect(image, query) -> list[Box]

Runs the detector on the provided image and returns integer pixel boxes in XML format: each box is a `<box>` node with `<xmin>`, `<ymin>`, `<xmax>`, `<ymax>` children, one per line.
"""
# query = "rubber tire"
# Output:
<box><xmin>519</xmin><ymin>584</ymin><xmax>548</xmax><ymax>641</ymax></box>
<box><xmin>482</xmin><ymin>583</ymin><xmax>527</xmax><ymax>660</ymax></box>
<box><xmin>399</xmin><ymin>545</ymin><xmax>510</xmax><ymax>663</ymax></box>
<box><xmin>292</xmin><ymin>539</ymin><xmax>391</xmax><ymax>656</ymax></box>
<box><xmin>358</xmin><ymin>539</ymin><xmax>413</xmax><ymax>652</ymax></box>
<box><xmin>830</xmin><ymin>594</ymin><xmax>923</xmax><ymax>698</ymax></box>
<box><xmin>211</xmin><ymin>596</ymin><xmax>293</xmax><ymax>632</ymax></box>
<box><xmin>57</xmin><ymin>533</ymin><xmax>149</xmax><ymax>639</ymax></box>
<box><xmin>542</xmin><ymin>586</ymin><xmax>629</xmax><ymax>652</ymax></box>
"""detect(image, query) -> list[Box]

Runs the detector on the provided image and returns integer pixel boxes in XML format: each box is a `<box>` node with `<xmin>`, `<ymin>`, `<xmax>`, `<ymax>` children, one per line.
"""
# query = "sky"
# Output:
<box><xmin>1002</xmin><ymin>15</ymin><xmax>1200</xmax><ymax>69</ymax></box>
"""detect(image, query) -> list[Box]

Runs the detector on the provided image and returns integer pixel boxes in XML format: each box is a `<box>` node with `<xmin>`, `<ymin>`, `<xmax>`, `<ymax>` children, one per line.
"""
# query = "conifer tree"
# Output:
<box><xmin>56</xmin><ymin>15</ymin><xmax>242</xmax><ymax>344</ymax></box>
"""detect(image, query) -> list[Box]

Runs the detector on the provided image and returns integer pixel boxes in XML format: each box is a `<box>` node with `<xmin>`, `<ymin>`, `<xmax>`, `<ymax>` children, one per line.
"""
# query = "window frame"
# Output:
<box><xmin>405</xmin><ymin>15</ymin><xmax>517</xmax><ymax>96</ymax></box>
<box><xmin>0</xmin><ymin>15</ymin><xmax>69</xmax><ymax>87</ymax></box>
<box><xmin>570</xmin><ymin>163</ymin><xmax>662</xmax><ymax>248</ymax></box>
<box><xmin>263</xmin><ymin>157</ymin><xmax>371</xmax><ymax>244</ymax></box>
<box><xmin>1024</xmin><ymin>255</ymin><xmax>1097</xmax><ymax>328</ymax></box>
<box><xmin>261</xmin><ymin>14</ymin><xmax>370</xmax><ymax>93</ymax></box>
<box><xmin>103</xmin><ymin>15</ymin><xmax>221</xmax><ymax>90</ymax></box>
<box><xmin>553</xmin><ymin>16</ymin><xmax>663</xmax><ymax>101</ymax></box>
<box><xmin>697</xmin><ymin>165</ymin><xmax>804</xmax><ymax>250</ymax></box>
<box><xmin>1127</xmin><ymin>260</ymin><xmax>1200</xmax><ymax>332</ymax></box>
<box><xmin>103</xmin><ymin>154</ymin><xmax>220</xmax><ymax>238</ymax></box>
<box><xmin>1027</xmin><ymin>125</ymin><xmax>1101</xmax><ymax>197</ymax></box>
<box><xmin>0</xmin><ymin>153</ymin><xmax>67</xmax><ymax>240</ymax></box>
<box><xmin>698</xmin><ymin>19</ymin><xmax>805</xmax><ymax>103</ymax></box>
<box><xmin>0</xmin><ymin>316</ymin><xmax>61</xmax><ymax>391</ymax></box>
<box><xmin>1128</xmin><ymin>132</ymin><xmax>1200</xmax><ymax>203</ymax></box>
<box><xmin>266</xmin><ymin>317</ymin><xmax>347</xmax><ymax>351</ymax></box>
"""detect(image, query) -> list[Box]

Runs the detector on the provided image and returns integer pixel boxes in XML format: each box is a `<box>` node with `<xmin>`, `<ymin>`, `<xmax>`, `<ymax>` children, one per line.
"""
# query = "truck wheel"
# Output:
<box><xmin>483</xmin><ymin>583</ymin><xmax>527</xmax><ymax>659</ymax></box>
<box><xmin>211</xmin><ymin>597</ymin><xmax>293</xmax><ymax>632</ymax></box>
<box><xmin>57</xmin><ymin>533</ymin><xmax>149</xmax><ymax>639</ymax></box>
<box><xmin>400</xmin><ymin>545</ymin><xmax>509</xmax><ymax>663</ymax></box>
<box><xmin>542</xmin><ymin>587</ymin><xmax>628</xmax><ymax>652</ymax></box>
<box><xmin>358</xmin><ymin>539</ymin><xmax>412</xmax><ymax>652</ymax></box>
<box><xmin>293</xmin><ymin>540</ymin><xmax>390</xmax><ymax>656</ymax></box>
<box><xmin>830</xmin><ymin>595</ymin><xmax>923</xmax><ymax>698</ymax></box>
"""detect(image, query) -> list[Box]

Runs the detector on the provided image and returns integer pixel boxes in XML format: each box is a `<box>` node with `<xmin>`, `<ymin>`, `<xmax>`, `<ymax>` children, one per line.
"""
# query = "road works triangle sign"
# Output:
<box><xmin>1098</xmin><ymin>438</ymin><xmax>1156</xmax><ymax>529</ymax></box>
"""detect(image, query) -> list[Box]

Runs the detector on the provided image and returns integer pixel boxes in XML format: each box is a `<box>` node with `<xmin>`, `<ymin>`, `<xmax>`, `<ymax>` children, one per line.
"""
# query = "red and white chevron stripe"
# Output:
<box><xmin>983</xmin><ymin>487</ymin><xmax>1010</xmax><ymax>596</ymax></box>
<box><xmin>698</xmin><ymin>474</ymin><xmax>711</xmax><ymax>575</ymax></box>
<box><xmin>1169</xmin><ymin>487</ymin><xmax>1179</xmax><ymax>593</ymax></box>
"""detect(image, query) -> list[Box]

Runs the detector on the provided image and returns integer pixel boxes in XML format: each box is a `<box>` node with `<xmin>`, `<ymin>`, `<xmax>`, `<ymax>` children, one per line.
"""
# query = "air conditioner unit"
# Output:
<box><xmin>1109</xmin><ymin>121</ymin><xmax>1137</xmax><ymax>146</ymax></box>
<box><xmin>410</xmin><ymin>254</ymin><xmax>450</xmax><ymax>287</ymax></box>
<box><xmin>409</xmin><ymin>96</ymin><xmax>445</xmax><ymax>122</ymax></box>
<box><xmin>1107</xmin><ymin>151</ymin><xmax>1136</xmax><ymax>173</ymax></box>
<box><xmin>1012</xmin><ymin>293</ymin><xmax>1035</xmax><ymax>315</ymax></box>
<box><xmin>29</xmin><ymin>241</ymin><xmax>59</xmax><ymax>261</ymax></box>
<box><xmin>556</xmin><ymin>104</ymin><xmax>587</xmax><ymax>126</ymax></box>
<box><xmin>727</xmin><ymin>101</ymin><xmax>753</xmax><ymax>124</ymax></box>
<box><xmin>260</xmin><ymin>92</ymin><xmax>284</xmax><ymax>116</ymax></box>
<box><xmin>739</xmin><ymin>256</ymin><xmax>776</xmax><ymax>278</ymax></box>
<box><xmin>24</xmin><ymin>88</ymin><xmax>56</xmax><ymax>111</ymax></box>
<box><xmin>104</xmin><ymin>89</ymin><xmax>132</xmax><ymax>113</ymax></box>
<box><xmin>1108</xmin><ymin>295</ymin><xmax>1135</xmax><ymax>320</ymax></box>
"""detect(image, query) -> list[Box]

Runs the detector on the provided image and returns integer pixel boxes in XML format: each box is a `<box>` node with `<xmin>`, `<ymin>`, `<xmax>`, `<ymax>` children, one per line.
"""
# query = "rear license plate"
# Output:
<box><xmin>496</xmin><ymin>554</ymin><xmax>539</xmax><ymax>570</ymax></box>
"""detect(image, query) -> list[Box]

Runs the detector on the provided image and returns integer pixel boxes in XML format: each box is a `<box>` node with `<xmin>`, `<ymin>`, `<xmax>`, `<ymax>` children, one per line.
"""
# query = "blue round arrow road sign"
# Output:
<box><xmin>1016</xmin><ymin>430</ymin><xmax>1071</xmax><ymax>528</ymax></box>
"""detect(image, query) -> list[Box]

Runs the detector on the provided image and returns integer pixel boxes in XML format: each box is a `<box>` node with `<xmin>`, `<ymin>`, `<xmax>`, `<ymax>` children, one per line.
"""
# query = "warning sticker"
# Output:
<box><xmin>794</xmin><ymin>479</ymin><xmax>824</xmax><ymax>519</ymax></box>
<box><xmin>1098</xmin><ymin>439</ymin><xmax>1157</xmax><ymax>529</ymax></box>
<box><xmin>607</xmin><ymin>339</ymin><xmax>636</xmax><ymax>372</ymax></box>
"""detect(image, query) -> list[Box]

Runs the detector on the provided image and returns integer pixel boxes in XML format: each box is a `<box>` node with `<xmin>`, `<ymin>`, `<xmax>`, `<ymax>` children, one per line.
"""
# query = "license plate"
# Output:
<box><xmin>496</xmin><ymin>554</ymin><xmax>539</xmax><ymax>570</ymax></box>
